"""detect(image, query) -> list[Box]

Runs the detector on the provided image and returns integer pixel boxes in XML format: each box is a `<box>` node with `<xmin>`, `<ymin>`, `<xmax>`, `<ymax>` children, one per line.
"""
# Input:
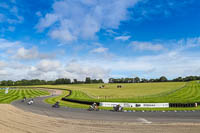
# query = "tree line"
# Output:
<box><xmin>109</xmin><ymin>76</ymin><xmax>200</xmax><ymax>83</ymax></box>
<box><xmin>0</xmin><ymin>77</ymin><xmax>104</xmax><ymax>86</ymax></box>
<box><xmin>0</xmin><ymin>75</ymin><xmax>200</xmax><ymax>86</ymax></box>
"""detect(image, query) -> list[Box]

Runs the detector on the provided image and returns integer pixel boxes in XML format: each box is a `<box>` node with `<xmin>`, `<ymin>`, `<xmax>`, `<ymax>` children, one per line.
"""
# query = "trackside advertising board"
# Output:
<box><xmin>99</xmin><ymin>102</ymin><xmax>169</xmax><ymax>108</ymax></box>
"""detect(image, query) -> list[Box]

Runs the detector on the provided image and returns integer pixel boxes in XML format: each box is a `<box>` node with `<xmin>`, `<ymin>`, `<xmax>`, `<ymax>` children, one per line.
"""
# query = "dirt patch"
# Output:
<box><xmin>48</xmin><ymin>89</ymin><xmax>62</xmax><ymax>95</ymax></box>
<box><xmin>37</xmin><ymin>88</ymin><xmax>63</xmax><ymax>95</ymax></box>
<box><xmin>1</xmin><ymin>104</ymin><xmax>200</xmax><ymax>133</ymax></box>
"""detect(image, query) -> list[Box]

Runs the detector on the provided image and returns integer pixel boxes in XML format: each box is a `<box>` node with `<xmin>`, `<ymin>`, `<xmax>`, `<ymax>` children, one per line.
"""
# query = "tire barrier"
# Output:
<box><xmin>61</xmin><ymin>89</ymin><xmax>100</xmax><ymax>106</ymax></box>
<box><xmin>61</xmin><ymin>97</ymin><xmax>100</xmax><ymax>106</ymax></box>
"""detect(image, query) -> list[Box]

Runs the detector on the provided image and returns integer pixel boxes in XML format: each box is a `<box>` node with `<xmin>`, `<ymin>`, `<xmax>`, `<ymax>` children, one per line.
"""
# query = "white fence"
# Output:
<box><xmin>99</xmin><ymin>102</ymin><xmax>169</xmax><ymax>108</ymax></box>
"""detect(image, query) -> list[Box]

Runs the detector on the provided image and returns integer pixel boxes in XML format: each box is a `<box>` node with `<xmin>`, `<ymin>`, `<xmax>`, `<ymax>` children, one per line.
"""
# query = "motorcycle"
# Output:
<box><xmin>27</xmin><ymin>99</ymin><xmax>34</xmax><ymax>105</ymax></box>
<box><xmin>88</xmin><ymin>105</ymin><xmax>99</xmax><ymax>111</ymax></box>
<box><xmin>21</xmin><ymin>97</ymin><xmax>27</xmax><ymax>102</ymax></box>
<box><xmin>113</xmin><ymin>105</ymin><xmax>123</xmax><ymax>112</ymax></box>
<box><xmin>52</xmin><ymin>102</ymin><xmax>60</xmax><ymax>108</ymax></box>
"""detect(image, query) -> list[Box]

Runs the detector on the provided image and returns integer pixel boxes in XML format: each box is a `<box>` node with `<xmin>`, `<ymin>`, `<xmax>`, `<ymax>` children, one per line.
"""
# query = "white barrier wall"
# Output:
<box><xmin>99</xmin><ymin>102</ymin><xmax>169</xmax><ymax>108</ymax></box>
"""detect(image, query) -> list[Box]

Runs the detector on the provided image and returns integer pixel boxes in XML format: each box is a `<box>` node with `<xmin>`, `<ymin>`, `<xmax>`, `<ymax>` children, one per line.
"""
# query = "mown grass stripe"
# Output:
<box><xmin>0</xmin><ymin>88</ymin><xmax>49</xmax><ymax>103</ymax></box>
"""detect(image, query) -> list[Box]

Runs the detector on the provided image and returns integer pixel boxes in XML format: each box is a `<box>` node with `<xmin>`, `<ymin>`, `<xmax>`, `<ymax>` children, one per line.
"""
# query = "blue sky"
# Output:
<box><xmin>0</xmin><ymin>0</ymin><xmax>200</xmax><ymax>81</ymax></box>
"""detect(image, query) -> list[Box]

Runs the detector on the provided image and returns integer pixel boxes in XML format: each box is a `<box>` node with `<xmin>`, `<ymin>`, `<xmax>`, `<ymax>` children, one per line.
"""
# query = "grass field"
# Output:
<box><xmin>66</xmin><ymin>81</ymin><xmax>200</xmax><ymax>103</ymax></box>
<box><xmin>1</xmin><ymin>81</ymin><xmax>199</xmax><ymax>110</ymax></box>
<box><xmin>0</xmin><ymin>88</ymin><xmax>49</xmax><ymax>103</ymax></box>
<box><xmin>32</xmin><ymin>82</ymin><xmax>185</xmax><ymax>98</ymax></box>
<box><xmin>44</xmin><ymin>81</ymin><xmax>200</xmax><ymax>111</ymax></box>
<box><xmin>36</xmin><ymin>81</ymin><xmax>200</xmax><ymax>110</ymax></box>
<box><xmin>34</xmin><ymin>82</ymin><xmax>189</xmax><ymax>102</ymax></box>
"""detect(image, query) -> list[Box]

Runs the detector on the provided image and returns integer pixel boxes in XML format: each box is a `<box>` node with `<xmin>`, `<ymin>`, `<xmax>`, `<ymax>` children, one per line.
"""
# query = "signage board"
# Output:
<box><xmin>99</xmin><ymin>102</ymin><xmax>169</xmax><ymax>108</ymax></box>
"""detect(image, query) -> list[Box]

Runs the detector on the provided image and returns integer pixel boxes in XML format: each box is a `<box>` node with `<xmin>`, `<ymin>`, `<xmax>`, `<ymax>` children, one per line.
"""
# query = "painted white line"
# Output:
<box><xmin>138</xmin><ymin>118</ymin><xmax>152</xmax><ymax>124</ymax></box>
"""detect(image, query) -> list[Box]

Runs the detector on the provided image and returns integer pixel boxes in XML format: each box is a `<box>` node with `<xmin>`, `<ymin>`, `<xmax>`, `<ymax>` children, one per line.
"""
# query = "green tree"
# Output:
<box><xmin>159</xmin><ymin>76</ymin><xmax>168</xmax><ymax>82</ymax></box>
<box><xmin>85</xmin><ymin>77</ymin><xmax>91</xmax><ymax>84</ymax></box>
<box><xmin>134</xmin><ymin>77</ymin><xmax>140</xmax><ymax>83</ymax></box>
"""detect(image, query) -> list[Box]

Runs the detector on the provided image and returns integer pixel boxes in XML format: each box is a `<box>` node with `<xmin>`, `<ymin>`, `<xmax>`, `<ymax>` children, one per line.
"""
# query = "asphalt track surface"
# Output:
<box><xmin>11</xmin><ymin>96</ymin><xmax>200</xmax><ymax>124</ymax></box>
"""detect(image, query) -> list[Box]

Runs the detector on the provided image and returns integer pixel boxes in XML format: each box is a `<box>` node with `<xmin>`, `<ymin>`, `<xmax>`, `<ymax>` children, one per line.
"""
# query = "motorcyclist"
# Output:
<box><xmin>89</xmin><ymin>102</ymin><xmax>98</xmax><ymax>111</ymax></box>
<box><xmin>114</xmin><ymin>104</ymin><xmax>123</xmax><ymax>112</ymax></box>
<box><xmin>52</xmin><ymin>101</ymin><xmax>60</xmax><ymax>108</ymax></box>
<box><xmin>27</xmin><ymin>99</ymin><xmax>34</xmax><ymax>105</ymax></box>
<box><xmin>92</xmin><ymin>102</ymin><xmax>97</xmax><ymax>108</ymax></box>
<box><xmin>21</xmin><ymin>96</ymin><xmax>26</xmax><ymax>102</ymax></box>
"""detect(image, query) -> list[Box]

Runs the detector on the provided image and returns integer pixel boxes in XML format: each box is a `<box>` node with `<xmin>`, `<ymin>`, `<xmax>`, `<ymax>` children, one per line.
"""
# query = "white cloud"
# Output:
<box><xmin>25</xmin><ymin>60</ymin><xmax>110</xmax><ymax>81</ymax></box>
<box><xmin>64</xmin><ymin>61</ymin><xmax>110</xmax><ymax>80</ymax></box>
<box><xmin>0</xmin><ymin>70</ymin><xmax>8</xmax><ymax>76</ymax></box>
<box><xmin>14</xmin><ymin>47</ymin><xmax>39</xmax><ymax>60</ymax></box>
<box><xmin>115</xmin><ymin>35</ymin><xmax>131</xmax><ymax>41</ymax></box>
<box><xmin>0</xmin><ymin>61</ymin><xmax>6</xmax><ymax>68</ymax></box>
<box><xmin>13</xmin><ymin>47</ymin><xmax>57</xmax><ymax>60</ymax></box>
<box><xmin>90</xmin><ymin>47</ymin><xmax>108</xmax><ymax>54</ymax></box>
<box><xmin>36</xmin><ymin>0</ymin><xmax>140</xmax><ymax>42</ymax></box>
<box><xmin>36</xmin><ymin>60</ymin><xmax>61</xmax><ymax>72</ymax></box>
<box><xmin>0</xmin><ymin>38</ymin><xmax>20</xmax><ymax>49</ymax></box>
<box><xmin>36</xmin><ymin>14</ymin><xmax>58</xmax><ymax>31</ymax></box>
<box><xmin>130</xmin><ymin>41</ymin><xmax>165</xmax><ymax>51</ymax></box>
<box><xmin>177</xmin><ymin>37</ymin><xmax>200</xmax><ymax>49</ymax></box>
<box><xmin>1</xmin><ymin>37</ymin><xmax>200</xmax><ymax>81</ymax></box>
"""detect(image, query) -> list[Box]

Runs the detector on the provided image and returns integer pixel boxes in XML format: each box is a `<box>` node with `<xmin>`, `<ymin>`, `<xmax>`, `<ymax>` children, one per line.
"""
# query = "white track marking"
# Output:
<box><xmin>138</xmin><ymin>118</ymin><xmax>152</xmax><ymax>124</ymax></box>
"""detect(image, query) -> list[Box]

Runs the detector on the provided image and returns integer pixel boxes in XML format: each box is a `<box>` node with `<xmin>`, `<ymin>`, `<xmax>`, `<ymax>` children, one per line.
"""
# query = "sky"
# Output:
<box><xmin>0</xmin><ymin>0</ymin><xmax>200</xmax><ymax>81</ymax></box>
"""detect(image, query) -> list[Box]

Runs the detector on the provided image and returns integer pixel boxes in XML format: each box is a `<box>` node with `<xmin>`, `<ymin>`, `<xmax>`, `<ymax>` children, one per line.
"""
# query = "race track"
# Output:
<box><xmin>11</xmin><ymin>95</ymin><xmax>200</xmax><ymax>124</ymax></box>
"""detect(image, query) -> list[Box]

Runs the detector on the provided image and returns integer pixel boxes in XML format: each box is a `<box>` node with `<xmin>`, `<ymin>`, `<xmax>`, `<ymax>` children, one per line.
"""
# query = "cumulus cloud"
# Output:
<box><xmin>115</xmin><ymin>35</ymin><xmax>131</xmax><ymax>41</ymax></box>
<box><xmin>13</xmin><ymin>47</ymin><xmax>56</xmax><ymax>60</ymax></box>
<box><xmin>130</xmin><ymin>41</ymin><xmax>165</xmax><ymax>51</ymax></box>
<box><xmin>64</xmin><ymin>61</ymin><xmax>110</xmax><ymax>80</ymax></box>
<box><xmin>36</xmin><ymin>0</ymin><xmax>140</xmax><ymax>42</ymax></box>
<box><xmin>26</xmin><ymin>60</ymin><xmax>110</xmax><ymax>81</ymax></box>
<box><xmin>36</xmin><ymin>60</ymin><xmax>61</xmax><ymax>72</ymax></box>
<box><xmin>1</xmin><ymin>37</ymin><xmax>200</xmax><ymax>81</ymax></box>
